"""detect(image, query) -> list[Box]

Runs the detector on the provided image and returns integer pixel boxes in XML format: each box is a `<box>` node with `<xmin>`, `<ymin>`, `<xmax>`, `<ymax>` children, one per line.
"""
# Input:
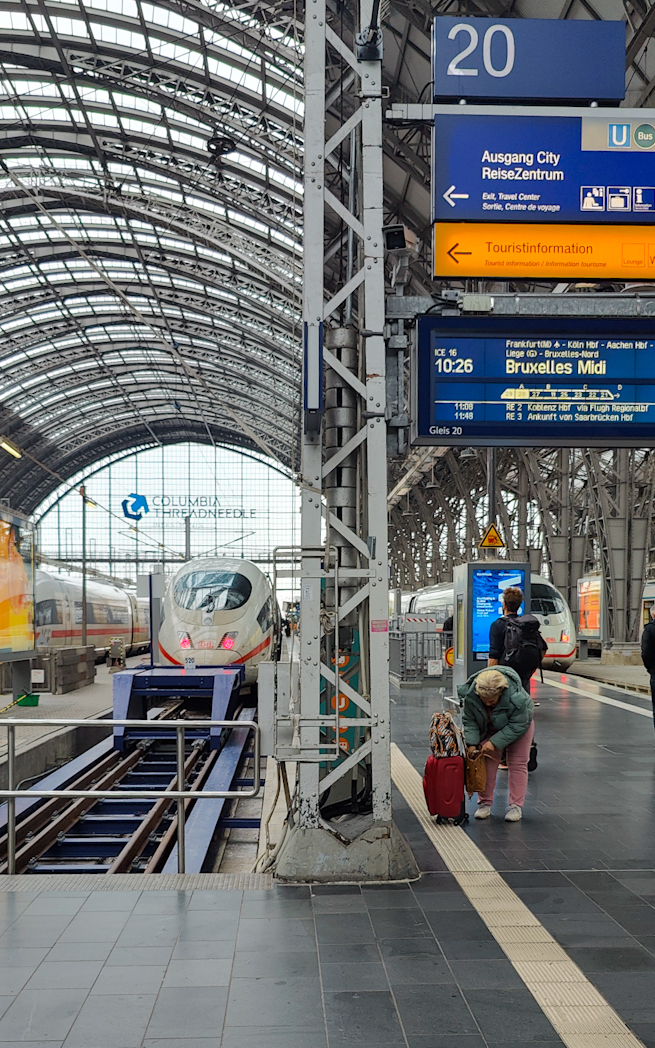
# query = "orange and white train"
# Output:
<box><xmin>157</xmin><ymin>557</ymin><xmax>280</xmax><ymax>683</ymax></box>
<box><xmin>34</xmin><ymin>569</ymin><xmax>149</xmax><ymax>654</ymax></box>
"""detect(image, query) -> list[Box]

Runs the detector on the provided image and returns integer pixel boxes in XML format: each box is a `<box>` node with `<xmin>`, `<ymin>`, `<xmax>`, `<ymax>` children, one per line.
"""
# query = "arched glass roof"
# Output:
<box><xmin>1</xmin><ymin>0</ymin><xmax>653</xmax><ymax>516</ymax></box>
<box><xmin>0</xmin><ymin>0</ymin><xmax>304</xmax><ymax>512</ymax></box>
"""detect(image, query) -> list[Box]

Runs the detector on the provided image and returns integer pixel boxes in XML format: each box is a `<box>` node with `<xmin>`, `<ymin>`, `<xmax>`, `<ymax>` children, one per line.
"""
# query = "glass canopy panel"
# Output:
<box><xmin>0</xmin><ymin>0</ymin><xmax>303</xmax><ymax>480</ymax></box>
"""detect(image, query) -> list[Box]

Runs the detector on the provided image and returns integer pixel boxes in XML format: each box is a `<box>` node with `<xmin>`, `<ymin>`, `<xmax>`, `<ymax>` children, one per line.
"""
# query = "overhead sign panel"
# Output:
<box><xmin>433</xmin><ymin>222</ymin><xmax>655</xmax><ymax>281</ymax></box>
<box><xmin>433</xmin><ymin>17</ymin><xmax>625</xmax><ymax>103</ymax></box>
<box><xmin>434</xmin><ymin>113</ymin><xmax>655</xmax><ymax>225</ymax></box>
<box><xmin>414</xmin><ymin>317</ymin><xmax>655</xmax><ymax>448</ymax></box>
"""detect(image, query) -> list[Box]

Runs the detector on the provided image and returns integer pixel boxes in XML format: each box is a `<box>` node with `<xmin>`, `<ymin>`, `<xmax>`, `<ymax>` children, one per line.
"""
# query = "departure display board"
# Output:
<box><xmin>471</xmin><ymin>568</ymin><xmax>525</xmax><ymax>658</ymax></box>
<box><xmin>414</xmin><ymin>317</ymin><xmax>655</xmax><ymax>448</ymax></box>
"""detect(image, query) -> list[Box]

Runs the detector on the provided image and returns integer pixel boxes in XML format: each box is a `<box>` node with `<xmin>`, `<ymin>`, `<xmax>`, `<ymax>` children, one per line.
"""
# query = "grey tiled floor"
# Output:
<box><xmin>0</xmin><ymin>669</ymin><xmax>653</xmax><ymax>1046</ymax></box>
<box><xmin>0</xmin><ymin>880</ymin><xmax>564</xmax><ymax>1048</ymax></box>
<box><xmin>393</xmin><ymin>670</ymin><xmax>655</xmax><ymax>1048</ymax></box>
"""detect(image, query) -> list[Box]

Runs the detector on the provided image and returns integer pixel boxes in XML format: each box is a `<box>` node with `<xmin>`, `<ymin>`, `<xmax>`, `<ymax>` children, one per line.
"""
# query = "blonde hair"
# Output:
<box><xmin>474</xmin><ymin>669</ymin><xmax>507</xmax><ymax>699</ymax></box>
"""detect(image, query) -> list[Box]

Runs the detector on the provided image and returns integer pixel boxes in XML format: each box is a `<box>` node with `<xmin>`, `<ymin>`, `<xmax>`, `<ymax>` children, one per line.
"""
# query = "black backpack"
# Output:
<box><xmin>502</xmin><ymin>614</ymin><xmax>547</xmax><ymax>679</ymax></box>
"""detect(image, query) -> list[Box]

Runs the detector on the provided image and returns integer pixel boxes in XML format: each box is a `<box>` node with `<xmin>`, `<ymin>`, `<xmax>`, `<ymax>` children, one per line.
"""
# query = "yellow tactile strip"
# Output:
<box><xmin>391</xmin><ymin>743</ymin><xmax>646</xmax><ymax>1048</ymax></box>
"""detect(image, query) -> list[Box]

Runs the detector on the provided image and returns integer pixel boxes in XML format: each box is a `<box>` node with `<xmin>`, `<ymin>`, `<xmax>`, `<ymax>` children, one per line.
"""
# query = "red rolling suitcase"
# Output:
<box><xmin>423</xmin><ymin>753</ymin><xmax>468</xmax><ymax>825</ymax></box>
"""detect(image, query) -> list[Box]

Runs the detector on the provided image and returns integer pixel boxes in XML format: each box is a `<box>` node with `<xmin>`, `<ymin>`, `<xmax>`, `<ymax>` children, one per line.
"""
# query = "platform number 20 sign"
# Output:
<box><xmin>446</xmin><ymin>23</ymin><xmax>515</xmax><ymax>79</ymax></box>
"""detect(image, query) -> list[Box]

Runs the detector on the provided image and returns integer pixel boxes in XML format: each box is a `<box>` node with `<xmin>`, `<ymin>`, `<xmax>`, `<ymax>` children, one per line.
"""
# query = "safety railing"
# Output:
<box><xmin>0</xmin><ymin>718</ymin><xmax>260</xmax><ymax>876</ymax></box>
<box><xmin>389</xmin><ymin>632</ymin><xmax>447</xmax><ymax>682</ymax></box>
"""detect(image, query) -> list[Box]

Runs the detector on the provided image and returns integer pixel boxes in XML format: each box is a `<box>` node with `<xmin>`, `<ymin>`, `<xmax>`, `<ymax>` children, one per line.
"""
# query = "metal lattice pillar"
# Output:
<box><xmin>273</xmin><ymin>0</ymin><xmax>416</xmax><ymax>881</ymax></box>
<box><xmin>295</xmin><ymin>0</ymin><xmax>326</xmax><ymax>830</ymax></box>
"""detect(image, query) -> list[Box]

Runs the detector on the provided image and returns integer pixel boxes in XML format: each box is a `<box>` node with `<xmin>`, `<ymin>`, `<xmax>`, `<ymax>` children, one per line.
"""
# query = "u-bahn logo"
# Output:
<box><xmin>122</xmin><ymin>493</ymin><xmax>149</xmax><ymax>522</ymax></box>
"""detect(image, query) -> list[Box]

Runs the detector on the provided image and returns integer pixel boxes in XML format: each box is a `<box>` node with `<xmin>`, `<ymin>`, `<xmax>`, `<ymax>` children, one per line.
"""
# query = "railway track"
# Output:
<box><xmin>0</xmin><ymin>706</ymin><xmax>259</xmax><ymax>875</ymax></box>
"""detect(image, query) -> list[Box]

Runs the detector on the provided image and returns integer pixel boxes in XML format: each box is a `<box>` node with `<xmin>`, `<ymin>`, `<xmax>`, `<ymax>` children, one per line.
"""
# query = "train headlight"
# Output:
<box><xmin>177</xmin><ymin>631</ymin><xmax>192</xmax><ymax>649</ymax></box>
<box><xmin>219</xmin><ymin>632</ymin><xmax>238</xmax><ymax>650</ymax></box>
<box><xmin>560</xmin><ymin>631</ymin><xmax>570</xmax><ymax>644</ymax></box>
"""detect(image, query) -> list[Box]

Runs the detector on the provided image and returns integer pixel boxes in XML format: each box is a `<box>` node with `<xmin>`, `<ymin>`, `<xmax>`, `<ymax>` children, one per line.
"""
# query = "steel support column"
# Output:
<box><xmin>273</xmin><ymin>0</ymin><xmax>417</xmax><ymax>881</ymax></box>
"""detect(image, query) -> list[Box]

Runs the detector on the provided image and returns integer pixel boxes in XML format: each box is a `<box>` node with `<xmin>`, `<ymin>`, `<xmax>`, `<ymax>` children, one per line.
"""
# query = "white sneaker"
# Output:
<box><xmin>474</xmin><ymin>805</ymin><xmax>492</xmax><ymax>819</ymax></box>
<box><xmin>505</xmin><ymin>805</ymin><xmax>522</xmax><ymax>822</ymax></box>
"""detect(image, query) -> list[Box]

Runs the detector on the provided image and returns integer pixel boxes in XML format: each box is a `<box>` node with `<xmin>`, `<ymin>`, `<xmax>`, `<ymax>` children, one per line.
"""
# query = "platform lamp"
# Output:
<box><xmin>80</xmin><ymin>485</ymin><xmax>97</xmax><ymax>648</ymax></box>
<box><xmin>0</xmin><ymin>436</ymin><xmax>21</xmax><ymax>459</ymax></box>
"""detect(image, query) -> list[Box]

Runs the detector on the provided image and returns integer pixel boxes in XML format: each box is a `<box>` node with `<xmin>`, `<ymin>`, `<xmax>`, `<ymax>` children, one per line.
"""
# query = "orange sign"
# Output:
<box><xmin>444</xmin><ymin>646</ymin><xmax>454</xmax><ymax>668</ymax></box>
<box><xmin>434</xmin><ymin>222</ymin><xmax>655</xmax><ymax>280</ymax></box>
<box><xmin>578</xmin><ymin>577</ymin><xmax>602</xmax><ymax>639</ymax></box>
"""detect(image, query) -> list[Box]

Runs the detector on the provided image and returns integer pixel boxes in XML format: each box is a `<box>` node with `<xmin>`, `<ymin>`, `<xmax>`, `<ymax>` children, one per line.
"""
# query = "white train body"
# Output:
<box><xmin>35</xmin><ymin>569</ymin><xmax>149</xmax><ymax>654</ymax></box>
<box><xmin>158</xmin><ymin>557</ymin><xmax>278</xmax><ymax>683</ymax></box>
<box><xmin>406</xmin><ymin>573</ymin><xmax>577</xmax><ymax>671</ymax></box>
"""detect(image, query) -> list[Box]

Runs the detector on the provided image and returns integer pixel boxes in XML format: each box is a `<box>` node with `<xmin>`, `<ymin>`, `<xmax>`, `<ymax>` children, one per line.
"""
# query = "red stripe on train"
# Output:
<box><xmin>158</xmin><ymin>634</ymin><xmax>271</xmax><ymax>666</ymax></box>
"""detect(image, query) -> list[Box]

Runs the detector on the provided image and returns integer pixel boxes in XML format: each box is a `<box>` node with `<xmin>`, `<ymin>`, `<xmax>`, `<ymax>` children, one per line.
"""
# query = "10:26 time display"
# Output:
<box><xmin>435</xmin><ymin>357</ymin><xmax>474</xmax><ymax>373</ymax></box>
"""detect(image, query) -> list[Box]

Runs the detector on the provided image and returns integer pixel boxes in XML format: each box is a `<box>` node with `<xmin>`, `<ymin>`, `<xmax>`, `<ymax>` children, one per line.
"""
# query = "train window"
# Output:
<box><xmin>257</xmin><ymin>598</ymin><xmax>274</xmax><ymax>632</ymax></box>
<box><xmin>74</xmin><ymin>602</ymin><xmax>96</xmax><ymax>624</ymax></box>
<box><xmin>174</xmin><ymin>571</ymin><xmax>252</xmax><ymax>612</ymax></box>
<box><xmin>35</xmin><ymin>599</ymin><xmax>63</xmax><ymax>626</ymax></box>
<box><xmin>531</xmin><ymin>583</ymin><xmax>565</xmax><ymax>616</ymax></box>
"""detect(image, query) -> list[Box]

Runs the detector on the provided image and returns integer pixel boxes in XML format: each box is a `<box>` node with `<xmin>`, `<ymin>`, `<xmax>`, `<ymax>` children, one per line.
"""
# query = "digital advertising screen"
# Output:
<box><xmin>577</xmin><ymin>577</ymin><xmax>603</xmax><ymax>640</ymax></box>
<box><xmin>471</xmin><ymin>568</ymin><xmax>525</xmax><ymax>658</ymax></box>
<box><xmin>415</xmin><ymin>316</ymin><xmax>655</xmax><ymax>448</ymax></box>
<box><xmin>0</xmin><ymin>509</ymin><xmax>35</xmax><ymax>653</ymax></box>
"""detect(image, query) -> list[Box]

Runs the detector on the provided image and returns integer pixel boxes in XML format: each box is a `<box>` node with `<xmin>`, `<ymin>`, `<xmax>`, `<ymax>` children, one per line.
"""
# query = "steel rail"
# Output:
<box><xmin>0</xmin><ymin>718</ymin><xmax>261</xmax><ymax>875</ymax></box>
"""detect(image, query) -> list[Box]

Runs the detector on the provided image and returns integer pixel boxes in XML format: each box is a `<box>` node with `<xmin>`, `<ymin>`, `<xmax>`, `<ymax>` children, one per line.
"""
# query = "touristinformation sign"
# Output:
<box><xmin>414</xmin><ymin>316</ymin><xmax>655</xmax><ymax>448</ymax></box>
<box><xmin>433</xmin><ymin>109</ymin><xmax>655</xmax><ymax>280</ymax></box>
<box><xmin>0</xmin><ymin>508</ymin><xmax>34</xmax><ymax>653</ymax></box>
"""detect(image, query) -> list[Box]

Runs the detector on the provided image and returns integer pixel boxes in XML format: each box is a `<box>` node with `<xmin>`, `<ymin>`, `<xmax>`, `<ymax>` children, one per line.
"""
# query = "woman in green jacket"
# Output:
<box><xmin>459</xmin><ymin>666</ymin><xmax>534</xmax><ymax>823</ymax></box>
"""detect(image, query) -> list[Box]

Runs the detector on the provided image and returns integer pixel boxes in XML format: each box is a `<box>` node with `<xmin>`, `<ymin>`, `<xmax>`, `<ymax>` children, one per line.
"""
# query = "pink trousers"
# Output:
<box><xmin>478</xmin><ymin>721</ymin><xmax>534</xmax><ymax>809</ymax></box>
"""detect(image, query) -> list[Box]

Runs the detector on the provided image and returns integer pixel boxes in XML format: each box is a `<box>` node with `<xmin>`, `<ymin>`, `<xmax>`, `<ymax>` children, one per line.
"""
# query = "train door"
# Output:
<box><xmin>62</xmin><ymin>589</ymin><xmax>75</xmax><ymax>647</ymax></box>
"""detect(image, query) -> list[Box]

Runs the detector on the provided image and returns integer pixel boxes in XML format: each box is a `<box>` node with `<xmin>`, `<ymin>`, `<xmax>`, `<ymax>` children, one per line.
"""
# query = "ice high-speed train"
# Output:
<box><xmin>157</xmin><ymin>557</ymin><xmax>280</xmax><ymax>683</ymax></box>
<box><xmin>34</xmin><ymin>569</ymin><xmax>150</xmax><ymax>654</ymax></box>
<box><xmin>405</xmin><ymin>573</ymin><xmax>577</xmax><ymax>671</ymax></box>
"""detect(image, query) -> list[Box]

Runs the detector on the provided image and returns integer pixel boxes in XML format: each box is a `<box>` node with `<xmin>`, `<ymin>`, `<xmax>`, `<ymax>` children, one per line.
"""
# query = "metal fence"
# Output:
<box><xmin>0</xmin><ymin>718</ymin><xmax>260</xmax><ymax>876</ymax></box>
<box><xmin>389</xmin><ymin>632</ymin><xmax>449</xmax><ymax>682</ymax></box>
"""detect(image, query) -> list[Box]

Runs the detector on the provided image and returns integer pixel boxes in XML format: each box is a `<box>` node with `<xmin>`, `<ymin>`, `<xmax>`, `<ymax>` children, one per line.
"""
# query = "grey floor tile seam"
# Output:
<box><xmin>312</xmin><ymin>888</ymin><xmax>414</xmax><ymax>1048</ymax></box>
<box><xmin>309</xmin><ymin>896</ymin><xmax>335</xmax><ymax>1048</ymax></box>
<box><xmin>359</xmin><ymin>888</ymin><xmax>494</xmax><ymax>1048</ymax></box>
<box><xmin>559</xmin><ymin>870</ymin><xmax>655</xmax><ymax>943</ymax></box>
<box><xmin>214</xmin><ymin>886</ymin><xmax>242</xmax><ymax>1048</ymax></box>
<box><xmin>406</xmin><ymin>884</ymin><xmax>501</xmax><ymax>1048</ymax></box>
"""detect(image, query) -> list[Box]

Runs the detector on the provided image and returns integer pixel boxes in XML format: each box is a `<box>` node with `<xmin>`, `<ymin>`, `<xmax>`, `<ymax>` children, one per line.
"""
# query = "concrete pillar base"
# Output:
<box><xmin>272</xmin><ymin>820</ymin><xmax>420</xmax><ymax>883</ymax></box>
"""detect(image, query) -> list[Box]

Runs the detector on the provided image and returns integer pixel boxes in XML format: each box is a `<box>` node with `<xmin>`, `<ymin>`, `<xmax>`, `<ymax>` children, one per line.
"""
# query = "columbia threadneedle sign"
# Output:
<box><xmin>433</xmin><ymin>109</ymin><xmax>655</xmax><ymax>280</ymax></box>
<box><xmin>414</xmin><ymin>317</ymin><xmax>655</xmax><ymax>448</ymax></box>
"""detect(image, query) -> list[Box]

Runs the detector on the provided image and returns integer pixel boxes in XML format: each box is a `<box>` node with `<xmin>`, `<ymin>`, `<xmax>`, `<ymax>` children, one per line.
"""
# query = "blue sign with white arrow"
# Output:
<box><xmin>433</xmin><ymin>112</ymin><xmax>655</xmax><ymax>225</ymax></box>
<box><xmin>122</xmin><ymin>493</ymin><xmax>149</xmax><ymax>522</ymax></box>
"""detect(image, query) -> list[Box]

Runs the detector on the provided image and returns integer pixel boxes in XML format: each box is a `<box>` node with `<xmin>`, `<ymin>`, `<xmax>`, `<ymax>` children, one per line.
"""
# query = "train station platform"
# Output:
<box><xmin>0</xmin><ymin>657</ymin><xmax>145</xmax><ymax>786</ymax></box>
<box><xmin>0</xmin><ymin>669</ymin><xmax>650</xmax><ymax>1045</ymax></box>
<box><xmin>0</xmin><ymin>657</ymin><xmax>145</xmax><ymax>756</ymax></box>
<box><xmin>569</xmin><ymin>660</ymin><xmax>652</xmax><ymax>696</ymax></box>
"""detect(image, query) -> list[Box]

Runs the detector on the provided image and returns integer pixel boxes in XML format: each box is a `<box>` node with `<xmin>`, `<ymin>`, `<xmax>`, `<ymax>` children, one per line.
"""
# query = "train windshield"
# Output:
<box><xmin>174</xmin><ymin>571</ymin><xmax>252</xmax><ymax>612</ymax></box>
<box><xmin>531</xmin><ymin>583</ymin><xmax>565</xmax><ymax>616</ymax></box>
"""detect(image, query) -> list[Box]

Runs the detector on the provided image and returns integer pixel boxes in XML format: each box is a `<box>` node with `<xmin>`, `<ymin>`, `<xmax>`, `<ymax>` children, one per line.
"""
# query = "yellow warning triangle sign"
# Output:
<box><xmin>478</xmin><ymin>523</ymin><xmax>505</xmax><ymax>549</ymax></box>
